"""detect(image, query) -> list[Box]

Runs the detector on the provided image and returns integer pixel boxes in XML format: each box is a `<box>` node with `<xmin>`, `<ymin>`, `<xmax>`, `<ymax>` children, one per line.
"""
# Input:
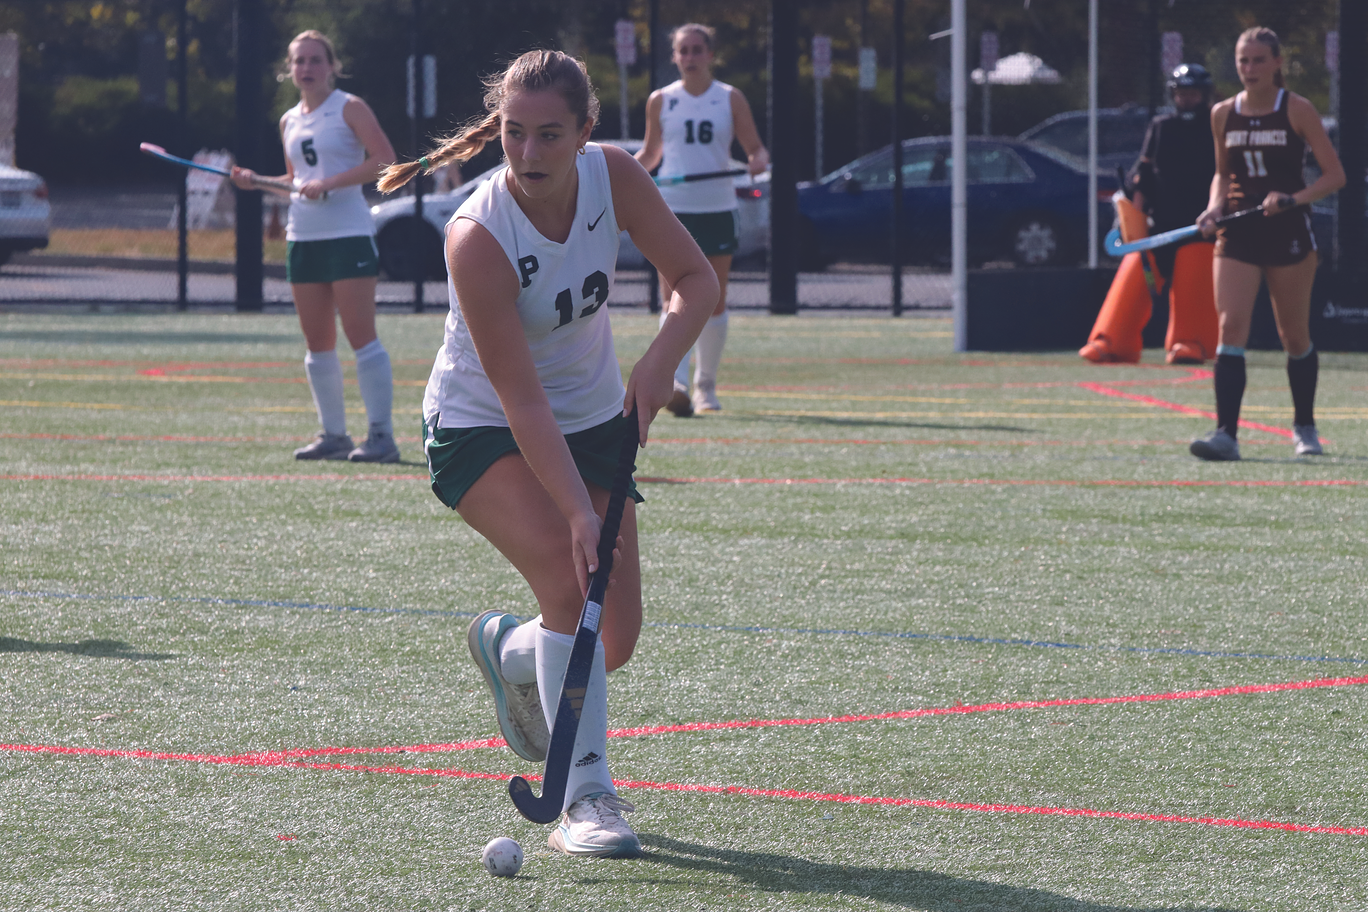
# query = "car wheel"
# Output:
<box><xmin>377</xmin><ymin>217</ymin><xmax>444</xmax><ymax>281</ymax></box>
<box><xmin>1008</xmin><ymin>215</ymin><xmax>1063</xmax><ymax>267</ymax></box>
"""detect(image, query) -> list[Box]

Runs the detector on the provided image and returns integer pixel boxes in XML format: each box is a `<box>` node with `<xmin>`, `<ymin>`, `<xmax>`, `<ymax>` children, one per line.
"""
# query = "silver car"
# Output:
<box><xmin>0</xmin><ymin>164</ymin><xmax>50</xmax><ymax>265</ymax></box>
<box><xmin>369</xmin><ymin>139</ymin><xmax>768</xmax><ymax>280</ymax></box>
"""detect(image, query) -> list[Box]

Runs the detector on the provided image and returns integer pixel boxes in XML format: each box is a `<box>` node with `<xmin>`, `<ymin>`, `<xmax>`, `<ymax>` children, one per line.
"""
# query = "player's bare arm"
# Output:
<box><xmin>729</xmin><ymin>88</ymin><xmax>769</xmax><ymax>175</ymax></box>
<box><xmin>634</xmin><ymin>92</ymin><xmax>665</xmax><ymax>172</ymax></box>
<box><xmin>604</xmin><ymin>143</ymin><xmax>719</xmax><ymax>441</ymax></box>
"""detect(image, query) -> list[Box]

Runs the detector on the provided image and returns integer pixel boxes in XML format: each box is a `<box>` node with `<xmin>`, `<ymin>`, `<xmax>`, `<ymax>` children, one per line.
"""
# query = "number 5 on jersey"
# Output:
<box><xmin>553</xmin><ymin>271</ymin><xmax>610</xmax><ymax>329</ymax></box>
<box><xmin>301</xmin><ymin>138</ymin><xmax>318</xmax><ymax>167</ymax></box>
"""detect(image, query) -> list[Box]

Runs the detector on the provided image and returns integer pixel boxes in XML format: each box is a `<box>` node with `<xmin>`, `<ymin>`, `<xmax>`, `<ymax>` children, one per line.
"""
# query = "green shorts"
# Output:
<box><xmin>286</xmin><ymin>235</ymin><xmax>380</xmax><ymax>284</ymax></box>
<box><xmin>676</xmin><ymin>210</ymin><xmax>740</xmax><ymax>257</ymax></box>
<box><xmin>423</xmin><ymin>413</ymin><xmax>643</xmax><ymax>510</ymax></box>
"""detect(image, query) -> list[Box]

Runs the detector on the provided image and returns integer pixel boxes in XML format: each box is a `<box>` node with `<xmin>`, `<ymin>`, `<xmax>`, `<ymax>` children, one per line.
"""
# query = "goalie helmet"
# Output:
<box><xmin>1168</xmin><ymin>64</ymin><xmax>1214</xmax><ymax>98</ymax></box>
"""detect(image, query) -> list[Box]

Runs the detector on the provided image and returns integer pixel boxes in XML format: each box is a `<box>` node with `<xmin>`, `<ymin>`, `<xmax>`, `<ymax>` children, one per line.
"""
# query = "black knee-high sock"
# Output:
<box><xmin>1214</xmin><ymin>352</ymin><xmax>1246</xmax><ymax>437</ymax></box>
<box><xmin>1287</xmin><ymin>348</ymin><xmax>1318</xmax><ymax>427</ymax></box>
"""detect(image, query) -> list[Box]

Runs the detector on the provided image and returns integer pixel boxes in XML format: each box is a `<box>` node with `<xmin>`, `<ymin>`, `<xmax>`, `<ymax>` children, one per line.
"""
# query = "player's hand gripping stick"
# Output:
<box><xmin>1104</xmin><ymin>205</ymin><xmax>1266</xmax><ymax>257</ymax></box>
<box><xmin>139</xmin><ymin>143</ymin><xmax>303</xmax><ymax>196</ymax></box>
<box><xmin>508</xmin><ymin>412</ymin><xmax>639</xmax><ymax>824</ymax></box>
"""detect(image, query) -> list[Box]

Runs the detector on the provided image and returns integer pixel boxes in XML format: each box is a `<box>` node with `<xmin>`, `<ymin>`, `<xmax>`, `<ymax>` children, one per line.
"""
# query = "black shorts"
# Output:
<box><xmin>422</xmin><ymin>413</ymin><xmax>643</xmax><ymax>509</ymax></box>
<box><xmin>1215</xmin><ymin>208</ymin><xmax>1316</xmax><ymax>267</ymax></box>
<box><xmin>675</xmin><ymin>210</ymin><xmax>740</xmax><ymax>257</ymax></box>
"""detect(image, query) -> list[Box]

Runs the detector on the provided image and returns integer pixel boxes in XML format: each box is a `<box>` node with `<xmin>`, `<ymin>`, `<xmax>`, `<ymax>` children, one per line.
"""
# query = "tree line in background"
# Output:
<box><xmin>0</xmin><ymin>0</ymin><xmax>1339</xmax><ymax>187</ymax></box>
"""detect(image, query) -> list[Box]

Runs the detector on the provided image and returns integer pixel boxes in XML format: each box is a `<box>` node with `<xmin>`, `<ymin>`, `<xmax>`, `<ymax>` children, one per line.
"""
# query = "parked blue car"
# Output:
<box><xmin>797</xmin><ymin>136</ymin><xmax>1118</xmax><ymax>268</ymax></box>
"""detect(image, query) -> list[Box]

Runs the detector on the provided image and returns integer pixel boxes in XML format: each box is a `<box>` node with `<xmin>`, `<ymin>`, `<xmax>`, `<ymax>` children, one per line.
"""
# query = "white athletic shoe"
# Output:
<box><xmin>347</xmin><ymin>431</ymin><xmax>400</xmax><ymax>463</ymax></box>
<box><xmin>1293</xmin><ymin>424</ymin><xmax>1323</xmax><ymax>456</ymax></box>
<box><xmin>466</xmin><ymin>610</ymin><xmax>549</xmax><ymax>763</ymax></box>
<box><xmin>692</xmin><ymin>380</ymin><xmax>721</xmax><ymax>413</ymax></box>
<box><xmin>293</xmin><ymin>432</ymin><xmax>354</xmax><ymax>461</ymax></box>
<box><xmin>548</xmin><ymin>792</ymin><xmax>640</xmax><ymax>858</ymax></box>
<box><xmin>1189</xmin><ymin>429</ymin><xmax>1240</xmax><ymax>461</ymax></box>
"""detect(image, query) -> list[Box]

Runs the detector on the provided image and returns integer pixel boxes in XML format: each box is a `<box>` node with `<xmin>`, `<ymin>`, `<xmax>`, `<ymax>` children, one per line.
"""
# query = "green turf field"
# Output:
<box><xmin>3</xmin><ymin>308</ymin><xmax>1366</xmax><ymax>911</ymax></box>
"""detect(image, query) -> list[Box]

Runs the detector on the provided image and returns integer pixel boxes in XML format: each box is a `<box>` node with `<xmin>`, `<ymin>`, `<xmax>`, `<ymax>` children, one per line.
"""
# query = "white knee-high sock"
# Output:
<box><xmin>535</xmin><ymin>626</ymin><xmax>615</xmax><ymax>811</ymax></box>
<box><xmin>498</xmin><ymin>615</ymin><xmax>541</xmax><ymax>686</ymax></box>
<box><xmin>659</xmin><ymin>309</ymin><xmax>692</xmax><ymax>390</ymax></box>
<box><xmin>694</xmin><ymin>311</ymin><xmax>729</xmax><ymax>388</ymax></box>
<box><xmin>303</xmin><ymin>349</ymin><xmax>347</xmax><ymax>437</ymax></box>
<box><xmin>353</xmin><ymin>339</ymin><xmax>393</xmax><ymax>437</ymax></box>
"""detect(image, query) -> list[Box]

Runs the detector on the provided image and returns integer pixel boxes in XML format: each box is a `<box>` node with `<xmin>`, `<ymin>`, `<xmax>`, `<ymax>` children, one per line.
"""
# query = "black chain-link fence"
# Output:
<box><xmin>1</xmin><ymin>1</ymin><xmax>1360</xmax><ymax>313</ymax></box>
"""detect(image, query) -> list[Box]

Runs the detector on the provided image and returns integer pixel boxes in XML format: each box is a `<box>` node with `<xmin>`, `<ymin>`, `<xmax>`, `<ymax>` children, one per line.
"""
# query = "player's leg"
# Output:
<box><xmin>291</xmin><ymin>281</ymin><xmax>353</xmax><ymax>459</ymax></box>
<box><xmin>1264</xmin><ymin>253</ymin><xmax>1322</xmax><ymax>454</ymax></box>
<box><xmin>334</xmin><ymin>275</ymin><xmax>399</xmax><ymax>462</ymax></box>
<box><xmin>1190</xmin><ymin>256</ymin><xmax>1262</xmax><ymax>461</ymax></box>
<box><xmin>692</xmin><ymin>251</ymin><xmax>732</xmax><ymax>411</ymax></box>
<box><xmin>458</xmin><ymin>454</ymin><xmax>641</xmax><ymax>855</ymax></box>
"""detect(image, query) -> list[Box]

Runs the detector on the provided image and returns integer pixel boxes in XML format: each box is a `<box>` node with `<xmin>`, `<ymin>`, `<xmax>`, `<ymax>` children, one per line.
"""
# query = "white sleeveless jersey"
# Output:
<box><xmin>423</xmin><ymin>143</ymin><xmax>625</xmax><ymax>433</ymax></box>
<box><xmin>657</xmin><ymin>80</ymin><xmax>738</xmax><ymax>213</ymax></box>
<box><xmin>280</xmin><ymin>90</ymin><xmax>375</xmax><ymax>241</ymax></box>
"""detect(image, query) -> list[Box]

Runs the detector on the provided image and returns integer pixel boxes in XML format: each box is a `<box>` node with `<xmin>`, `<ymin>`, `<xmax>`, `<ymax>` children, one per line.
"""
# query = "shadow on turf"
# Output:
<box><xmin>637</xmin><ymin>835</ymin><xmax>1246</xmax><ymax>912</ymax></box>
<box><xmin>0</xmin><ymin>637</ymin><xmax>176</xmax><ymax>660</ymax></box>
<box><xmin>0</xmin><ymin>330</ymin><xmax>292</xmax><ymax>346</ymax></box>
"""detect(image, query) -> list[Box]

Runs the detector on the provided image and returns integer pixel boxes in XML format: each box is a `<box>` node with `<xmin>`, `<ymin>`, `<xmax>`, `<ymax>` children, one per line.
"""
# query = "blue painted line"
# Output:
<box><xmin>3</xmin><ymin>588</ymin><xmax>1362</xmax><ymax>665</ymax></box>
<box><xmin>0</xmin><ymin>588</ymin><xmax>474</xmax><ymax>621</ymax></box>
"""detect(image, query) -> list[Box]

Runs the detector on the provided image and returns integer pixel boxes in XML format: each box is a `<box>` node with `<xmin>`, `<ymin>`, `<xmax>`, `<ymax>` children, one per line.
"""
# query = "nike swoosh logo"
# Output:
<box><xmin>587</xmin><ymin>208</ymin><xmax>606</xmax><ymax>231</ymax></box>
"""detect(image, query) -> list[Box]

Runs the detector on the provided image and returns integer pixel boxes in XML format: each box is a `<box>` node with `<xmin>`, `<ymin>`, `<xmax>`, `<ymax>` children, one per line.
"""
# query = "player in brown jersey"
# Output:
<box><xmin>1189</xmin><ymin>27</ymin><xmax>1345</xmax><ymax>461</ymax></box>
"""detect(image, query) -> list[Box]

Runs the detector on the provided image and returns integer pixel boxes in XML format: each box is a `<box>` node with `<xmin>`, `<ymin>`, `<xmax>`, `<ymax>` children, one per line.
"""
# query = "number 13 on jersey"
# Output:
<box><xmin>553</xmin><ymin>271</ymin><xmax>610</xmax><ymax>329</ymax></box>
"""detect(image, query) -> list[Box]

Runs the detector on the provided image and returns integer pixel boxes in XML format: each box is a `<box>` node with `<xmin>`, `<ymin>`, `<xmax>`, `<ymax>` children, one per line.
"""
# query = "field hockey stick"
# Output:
<box><xmin>653</xmin><ymin>168</ymin><xmax>748</xmax><ymax>186</ymax></box>
<box><xmin>139</xmin><ymin>143</ymin><xmax>299</xmax><ymax>195</ymax></box>
<box><xmin>508</xmin><ymin>412</ymin><xmax>640</xmax><ymax>825</ymax></box>
<box><xmin>1104</xmin><ymin>205</ymin><xmax>1265</xmax><ymax>257</ymax></box>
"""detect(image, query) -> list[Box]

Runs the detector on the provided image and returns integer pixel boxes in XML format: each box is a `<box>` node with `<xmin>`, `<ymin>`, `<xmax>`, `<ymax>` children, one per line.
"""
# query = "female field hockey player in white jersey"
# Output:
<box><xmin>378</xmin><ymin>50</ymin><xmax>717</xmax><ymax>857</ymax></box>
<box><xmin>231</xmin><ymin>30</ymin><xmax>401</xmax><ymax>463</ymax></box>
<box><xmin>636</xmin><ymin>23</ymin><xmax>769</xmax><ymax>416</ymax></box>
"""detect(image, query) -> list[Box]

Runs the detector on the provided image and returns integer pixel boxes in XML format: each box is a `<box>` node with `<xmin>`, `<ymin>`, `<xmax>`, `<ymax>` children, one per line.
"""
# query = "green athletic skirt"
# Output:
<box><xmin>675</xmin><ymin>210</ymin><xmax>740</xmax><ymax>257</ymax></box>
<box><xmin>423</xmin><ymin>412</ymin><xmax>643</xmax><ymax>510</ymax></box>
<box><xmin>286</xmin><ymin>235</ymin><xmax>380</xmax><ymax>284</ymax></box>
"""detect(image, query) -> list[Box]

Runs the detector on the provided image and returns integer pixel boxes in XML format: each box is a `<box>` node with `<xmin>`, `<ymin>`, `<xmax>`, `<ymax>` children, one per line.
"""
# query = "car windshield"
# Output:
<box><xmin>831</xmin><ymin>143</ymin><xmax>1030</xmax><ymax>188</ymax></box>
<box><xmin>1021</xmin><ymin>115</ymin><xmax>1149</xmax><ymax>159</ymax></box>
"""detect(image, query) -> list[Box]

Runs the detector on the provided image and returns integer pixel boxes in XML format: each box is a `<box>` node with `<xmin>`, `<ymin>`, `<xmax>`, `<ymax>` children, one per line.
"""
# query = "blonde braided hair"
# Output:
<box><xmin>378</xmin><ymin>49</ymin><xmax>600</xmax><ymax>194</ymax></box>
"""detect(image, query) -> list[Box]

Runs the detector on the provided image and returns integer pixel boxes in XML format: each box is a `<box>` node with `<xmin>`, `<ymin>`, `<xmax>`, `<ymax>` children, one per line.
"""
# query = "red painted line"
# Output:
<box><xmin>1079</xmin><ymin>381</ymin><xmax>1296</xmax><ymax>439</ymax></box>
<box><xmin>610</xmin><ymin>780</ymin><xmax>1368</xmax><ymax>837</ymax></box>
<box><xmin>0</xmin><ymin>473</ymin><xmax>420</xmax><ymax>482</ymax></box>
<box><xmin>5</xmin><ymin>743</ymin><xmax>1363</xmax><ymax>837</ymax></box>
<box><xmin>0</xmin><ymin>432</ymin><xmax>424</xmax><ymax>445</ymax></box>
<box><xmin>635</xmin><ymin>476</ymin><xmax>1368</xmax><ymax>489</ymax></box>
<box><xmin>233</xmin><ymin>673</ymin><xmax>1368</xmax><ymax>759</ymax></box>
<box><xmin>650</xmin><ymin>436</ymin><xmax>1287</xmax><ymax>448</ymax></box>
<box><xmin>5</xmin><ymin>472</ymin><xmax>1363</xmax><ymax>489</ymax></box>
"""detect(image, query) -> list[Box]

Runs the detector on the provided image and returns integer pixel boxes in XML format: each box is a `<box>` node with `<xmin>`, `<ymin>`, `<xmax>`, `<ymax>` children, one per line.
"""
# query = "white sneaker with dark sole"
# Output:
<box><xmin>548</xmin><ymin>792</ymin><xmax>640</xmax><ymax>858</ymax></box>
<box><xmin>1293</xmin><ymin>424</ymin><xmax>1323</xmax><ymax>456</ymax></box>
<box><xmin>348</xmin><ymin>432</ymin><xmax>400</xmax><ymax>463</ymax></box>
<box><xmin>692</xmin><ymin>381</ymin><xmax>721</xmax><ymax>413</ymax></box>
<box><xmin>1190</xmin><ymin>429</ymin><xmax>1240</xmax><ymax>461</ymax></box>
<box><xmin>466</xmin><ymin>610</ymin><xmax>548</xmax><ymax>763</ymax></box>
<box><xmin>294</xmin><ymin>432</ymin><xmax>354</xmax><ymax>461</ymax></box>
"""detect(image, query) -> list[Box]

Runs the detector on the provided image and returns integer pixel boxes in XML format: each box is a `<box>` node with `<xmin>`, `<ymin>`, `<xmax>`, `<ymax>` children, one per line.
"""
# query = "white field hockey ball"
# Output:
<box><xmin>481</xmin><ymin>836</ymin><xmax>523</xmax><ymax>877</ymax></box>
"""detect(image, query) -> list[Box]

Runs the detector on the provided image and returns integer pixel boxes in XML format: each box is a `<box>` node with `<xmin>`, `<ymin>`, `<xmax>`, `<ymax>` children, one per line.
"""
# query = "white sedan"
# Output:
<box><xmin>0</xmin><ymin>163</ymin><xmax>50</xmax><ymax>265</ymax></box>
<box><xmin>369</xmin><ymin>140</ymin><xmax>768</xmax><ymax>281</ymax></box>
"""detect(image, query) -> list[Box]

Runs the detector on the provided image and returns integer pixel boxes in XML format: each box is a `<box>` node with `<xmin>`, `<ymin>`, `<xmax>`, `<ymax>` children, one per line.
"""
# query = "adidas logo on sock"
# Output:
<box><xmin>574</xmin><ymin>751</ymin><xmax>601</xmax><ymax>767</ymax></box>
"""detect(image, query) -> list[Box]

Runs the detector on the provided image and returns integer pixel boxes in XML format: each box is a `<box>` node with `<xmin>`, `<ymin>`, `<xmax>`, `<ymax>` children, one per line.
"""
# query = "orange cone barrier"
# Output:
<box><xmin>1164</xmin><ymin>241</ymin><xmax>1218</xmax><ymax>364</ymax></box>
<box><xmin>1080</xmin><ymin>251</ymin><xmax>1152</xmax><ymax>363</ymax></box>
